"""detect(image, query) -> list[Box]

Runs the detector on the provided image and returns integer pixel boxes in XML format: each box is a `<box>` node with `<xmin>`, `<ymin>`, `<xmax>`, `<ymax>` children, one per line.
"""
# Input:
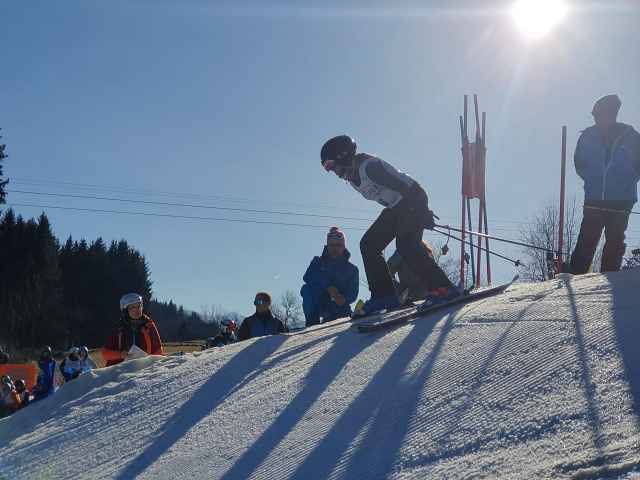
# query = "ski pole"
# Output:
<box><xmin>433</xmin><ymin>227</ymin><xmax>525</xmax><ymax>268</ymax></box>
<box><xmin>434</xmin><ymin>223</ymin><xmax>567</xmax><ymax>257</ymax></box>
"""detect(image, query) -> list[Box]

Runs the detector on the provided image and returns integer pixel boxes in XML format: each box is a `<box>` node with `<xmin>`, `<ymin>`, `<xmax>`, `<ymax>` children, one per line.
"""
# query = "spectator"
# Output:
<box><xmin>212</xmin><ymin>319</ymin><xmax>238</xmax><ymax>347</ymax></box>
<box><xmin>60</xmin><ymin>347</ymin><xmax>83</xmax><ymax>382</ymax></box>
<box><xmin>78</xmin><ymin>346</ymin><xmax>97</xmax><ymax>373</ymax></box>
<box><xmin>102</xmin><ymin>293</ymin><xmax>163</xmax><ymax>367</ymax></box>
<box><xmin>31</xmin><ymin>346</ymin><xmax>56</xmax><ymax>401</ymax></box>
<box><xmin>387</xmin><ymin>241</ymin><xmax>436</xmax><ymax>302</ymax></box>
<box><xmin>0</xmin><ymin>377</ymin><xmax>21</xmax><ymax>417</ymax></box>
<box><xmin>14</xmin><ymin>379</ymin><xmax>30</xmax><ymax>408</ymax></box>
<box><xmin>237</xmin><ymin>292</ymin><xmax>286</xmax><ymax>341</ymax></box>
<box><xmin>300</xmin><ymin>227</ymin><xmax>359</xmax><ymax>326</ymax></box>
<box><xmin>570</xmin><ymin>94</ymin><xmax>640</xmax><ymax>274</ymax></box>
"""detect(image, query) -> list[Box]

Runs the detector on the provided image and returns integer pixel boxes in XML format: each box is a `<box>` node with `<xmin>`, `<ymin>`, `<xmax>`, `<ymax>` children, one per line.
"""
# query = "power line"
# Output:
<box><xmin>7</xmin><ymin>202</ymin><xmax>369</xmax><ymax>231</ymax></box>
<box><xmin>8</xmin><ymin>189</ymin><xmax>375</xmax><ymax>222</ymax></box>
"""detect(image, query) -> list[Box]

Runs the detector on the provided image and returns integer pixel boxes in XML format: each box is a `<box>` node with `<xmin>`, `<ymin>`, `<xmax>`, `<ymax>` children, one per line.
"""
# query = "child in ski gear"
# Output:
<box><xmin>211</xmin><ymin>319</ymin><xmax>238</xmax><ymax>347</ymax></box>
<box><xmin>570</xmin><ymin>95</ymin><xmax>640</xmax><ymax>274</ymax></box>
<box><xmin>320</xmin><ymin>135</ymin><xmax>458</xmax><ymax>315</ymax></box>
<box><xmin>14</xmin><ymin>378</ymin><xmax>30</xmax><ymax>408</ymax></box>
<box><xmin>387</xmin><ymin>241</ymin><xmax>436</xmax><ymax>302</ymax></box>
<box><xmin>237</xmin><ymin>292</ymin><xmax>286</xmax><ymax>341</ymax></box>
<box><xmin>301</xmin><ymin>226</ymin><xmax>359</xmax><ymax>326</ymax></box>
<box><xmin>102</xmin><ymin>293</ymin><xmax>163</xmax><ymax>367</ymax></box>
<box><xmin>32</xmin><ymin>346</ymin><xmax>56</xmax><ymax>401</ymax></box>
<box><xmin>60</xmin><ymin>347</ymin><xmax>83</xmax><ymax>382</ymax></box>
<box><xmin>78</xmin><ymin>346</ymin><xmax>97</xmax><ymax>373</ymax></box>
<box><xmin>0</xmin><ymin>377</ymin><xmax>21</xmax><ymax>417</ymax></box>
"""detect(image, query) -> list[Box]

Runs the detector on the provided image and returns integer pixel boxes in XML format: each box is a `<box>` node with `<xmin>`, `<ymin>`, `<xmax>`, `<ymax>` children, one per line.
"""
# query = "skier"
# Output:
<box><xmin>320</xmin><ymin>135</ymin><xmax>459</xmax><ymax>315</ymax></box>
<box><xmin>237</xmin><ymin>292</ymin><xmax>286</xmax><ymax>341</ymax></box>
<box><xmin>300</xmin><ymin>226</ymin><xmax>359</xmax><ymax>326</ymax></box>
<box><xmin>102</xmin><ymin>293</ymin><xmax>163</xmax><ymax>367</ymax></box>
<box><xmin>32</xmin><ymin>346</ymin><xmax>56</xmax><ymax>401</ymax></box>
<box><xmin>570</xmin><ymin>94</ymin><xmax>640</xmax><ymax>274</ymax></box>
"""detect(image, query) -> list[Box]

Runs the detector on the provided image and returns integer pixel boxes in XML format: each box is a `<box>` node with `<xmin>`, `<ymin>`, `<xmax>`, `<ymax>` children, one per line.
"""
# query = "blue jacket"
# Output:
<box><xmin>575</xmin><ymin>123</ymin><xmax>640</xmax><ymax>202</ymax></box>
<box><xmin>33</xmin><ymin>359</ymin><xmax>56</xmax><ymax>400</ymax></box>
<box><xmin>302</xmin><ymin>247</ymin><xmax>359</xmax><ymax>305</ymax></box>
<box><xmin>237</xmin><ymin>311</ymin><xmax>286</xmax><ymax>341</ymax></box>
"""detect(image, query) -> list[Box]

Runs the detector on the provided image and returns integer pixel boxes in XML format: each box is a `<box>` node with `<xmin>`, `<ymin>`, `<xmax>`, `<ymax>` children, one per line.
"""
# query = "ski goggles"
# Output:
<box><xmin>322</xmin><ymin>159</ymin><xmax>336</xmax><ymax>172</ymax></box>
<box><xmin>254</xmin><ymin>298</ymin><xmax>269</xmax><ymax>306</ymax></box>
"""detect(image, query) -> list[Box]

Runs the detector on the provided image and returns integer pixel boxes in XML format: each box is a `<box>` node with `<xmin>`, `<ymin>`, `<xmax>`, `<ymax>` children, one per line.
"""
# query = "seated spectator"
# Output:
<box><xmin>60</xmin><ymin>347</ymin><xmax>83</xmax><ymax>382</ymax></box>
<box><xmin>237</xmin><ymin>292</ymin><xmax>286</xmax><ymax>341</ymax></box>
<box><xmin>0</xmin><ymin>377</ymin><xmax>21</xmax><ymax>417</ymax></box>
<box><xmin>212</xmin><ymin>319</ymin><xmax>238</xmax><ymax>347</ymax></box>
<box><xmin>32</xmin><ymin>346</ymin><xmax>57</xmax><ymax>401</ymax></box>
<box><xmin>387</xmin><ymin>241</ymin><xmax>439</xmax><ymax>302</ymax></box>
<box><xmin>14</xmin><ymin>379</ymin><xmax>30</xmax><ymax>408</ymax></box>
<box><xmin>300</xmin><ymin>227</ymin><xmax>359</xmax><ymax>326</ymax></box>
<box><xmin>102</xmin><ymin>293</ymin><xmax>164</xmax><ymax>367</ymax></box>
<box><xmin>78</xmin><ymin>346</ymin><xmax>97</xmax><ymax>373</ymax></box>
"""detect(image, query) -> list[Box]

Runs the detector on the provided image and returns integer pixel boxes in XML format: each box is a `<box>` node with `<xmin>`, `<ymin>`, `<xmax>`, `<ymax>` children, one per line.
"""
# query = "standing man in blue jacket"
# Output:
<box><xmin>301</xmin><ymin>227</ymin><xmax>359</xmax><ymax>326</ymax></box>
<box><xmin>570</xmin><ymin>94</ymin><xmax>640</xmax><ymax>274</ymax></box>
<box><xmin>237</xmin><ymin>292</ymin><xmax>287</xmax><ymax>341</ymax></box>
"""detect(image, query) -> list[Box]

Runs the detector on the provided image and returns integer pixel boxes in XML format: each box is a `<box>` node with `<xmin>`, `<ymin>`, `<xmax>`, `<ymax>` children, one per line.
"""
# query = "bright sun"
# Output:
<box><xmin>511</xmin><ymin>0</ymin><xmax>569</xmax><ymax>40</ymax></box>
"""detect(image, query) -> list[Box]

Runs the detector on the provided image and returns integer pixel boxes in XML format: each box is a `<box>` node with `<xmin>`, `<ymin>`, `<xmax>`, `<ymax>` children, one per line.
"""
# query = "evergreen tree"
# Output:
<box><xmin>0</xmin><ymin>129</ymin><xmax>8</xmax><ymax>210</ymax></box>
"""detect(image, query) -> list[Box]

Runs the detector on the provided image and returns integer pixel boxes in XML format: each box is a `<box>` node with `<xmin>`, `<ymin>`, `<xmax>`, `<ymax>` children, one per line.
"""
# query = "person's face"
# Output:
<box><xmin>593</xmin><ymin>108</ymin><xmax>617</xmax><ymax>131</ymax></box>
<box><xmin>127</xmin><ymin>302</ymin><xmax>143</xmax><ymax>320</ymax></box>
<box><xmin>322</xmin><ymin>160</ymin><xmax>351</xmax><ymax>180</ymax></box>
<box><xmin>327</xmin><ymin>241</ymin><xmax>345</xmax><ymax>259</ymax></box>
<box><xmin>254</xmin><ymin>297</ymin><xmax>270</xmax><ymax>313</ymax></box>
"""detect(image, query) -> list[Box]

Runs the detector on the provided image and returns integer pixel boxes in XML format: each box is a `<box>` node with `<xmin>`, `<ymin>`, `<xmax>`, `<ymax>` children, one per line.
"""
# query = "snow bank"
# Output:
<box><xmin>2</xmin><ymin>271</ymin><xmax>640</xmax><ymax>479</ymax></box>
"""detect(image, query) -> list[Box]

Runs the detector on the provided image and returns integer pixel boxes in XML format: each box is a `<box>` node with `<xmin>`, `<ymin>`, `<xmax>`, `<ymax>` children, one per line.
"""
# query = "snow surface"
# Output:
<box><xmin>2</xmin><ymin>271</ymin><xmax>640</xmax><ymax>479</ymax></box>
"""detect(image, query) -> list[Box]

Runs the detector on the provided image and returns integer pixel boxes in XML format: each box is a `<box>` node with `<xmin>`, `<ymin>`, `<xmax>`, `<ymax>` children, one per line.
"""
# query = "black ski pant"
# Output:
<box><xmin>570</xmin><ymin>201</ymin><xmax>632</xmax><ymax>274</ymax></box>
<box><xmin>360</xmin><ymin>186</ymin><xmax>453</xmax><ymax>298</ymax></box>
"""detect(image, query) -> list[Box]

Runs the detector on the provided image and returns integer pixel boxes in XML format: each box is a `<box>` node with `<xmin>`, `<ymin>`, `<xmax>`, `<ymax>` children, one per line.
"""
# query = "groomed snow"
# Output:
<box><xmin>2</xmin><ymin>271</ymin><xmax>640</xmax><ymax>479</ymax></box>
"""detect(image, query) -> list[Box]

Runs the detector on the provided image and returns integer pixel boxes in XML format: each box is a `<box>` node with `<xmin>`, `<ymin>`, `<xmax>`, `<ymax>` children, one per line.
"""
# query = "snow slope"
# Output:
<box><xmin>2</xmin><ymin>271</ymin><xmax>640</xmax><ymax>479</ymax></box>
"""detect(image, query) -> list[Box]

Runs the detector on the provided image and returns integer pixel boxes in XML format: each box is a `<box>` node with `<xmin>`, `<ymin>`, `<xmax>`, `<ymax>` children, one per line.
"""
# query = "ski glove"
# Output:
<box><xmin>423</xmin><ymin>209</ymin><xmax>438</xmax><ymax>230</ymax></box>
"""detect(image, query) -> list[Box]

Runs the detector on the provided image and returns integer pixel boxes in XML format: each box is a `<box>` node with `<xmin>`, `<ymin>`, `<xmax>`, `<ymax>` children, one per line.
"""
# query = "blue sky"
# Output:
<box><xmin>2</xmin><ymin>1</ymin><xmax>639</xmax><ymax>317</ymax></box>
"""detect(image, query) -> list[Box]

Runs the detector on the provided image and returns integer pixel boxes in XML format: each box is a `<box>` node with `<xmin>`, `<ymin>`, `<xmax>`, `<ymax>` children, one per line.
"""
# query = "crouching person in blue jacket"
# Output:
<box><xmin>301</xmin><ymin>227</ymin><xmax>359</xmax><ymax>327</ymax></box>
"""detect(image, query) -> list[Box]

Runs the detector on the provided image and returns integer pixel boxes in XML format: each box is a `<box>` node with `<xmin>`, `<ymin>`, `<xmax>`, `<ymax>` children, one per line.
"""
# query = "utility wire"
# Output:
<box><xmin>8</xmin><ymin>203</ymin><xmax>369</xmax><ymax>231</ymax></box>
<box><xmin>8</xmin><ymin>189</ymin><xmax>375</xmax><ymax>222</ymax></box>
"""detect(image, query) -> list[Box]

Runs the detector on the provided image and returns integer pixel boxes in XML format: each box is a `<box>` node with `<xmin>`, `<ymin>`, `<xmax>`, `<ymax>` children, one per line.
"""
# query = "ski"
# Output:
<box><xmin>357</xmin><ymin>275</ymin><xmax>519</xmax><ymax>333</ymax></box>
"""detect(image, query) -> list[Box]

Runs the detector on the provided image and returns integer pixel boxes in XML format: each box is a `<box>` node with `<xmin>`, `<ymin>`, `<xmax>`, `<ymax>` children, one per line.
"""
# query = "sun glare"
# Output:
<box><xmin>511</xmin><ymin>0</ymin><xmax>569</xmax><ymax>40</ymax></box>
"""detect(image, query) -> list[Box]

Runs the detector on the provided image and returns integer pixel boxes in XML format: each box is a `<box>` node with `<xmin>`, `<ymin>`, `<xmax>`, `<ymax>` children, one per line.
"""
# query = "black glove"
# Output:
<box><xmin>423</xmin><ymin>209</ymin><xmax>437</xmax><ymax>230</ymax></box>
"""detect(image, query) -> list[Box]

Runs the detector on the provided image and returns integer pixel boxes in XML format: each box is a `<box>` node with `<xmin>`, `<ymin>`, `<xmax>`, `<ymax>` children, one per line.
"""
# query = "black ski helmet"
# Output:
<box><xmin>321</xmin><ymin>135</ymin><xmax>357</xmax><ymax>166</ymax></box>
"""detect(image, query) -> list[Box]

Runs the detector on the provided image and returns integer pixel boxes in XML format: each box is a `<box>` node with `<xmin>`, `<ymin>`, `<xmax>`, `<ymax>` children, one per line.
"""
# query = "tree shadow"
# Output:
<box><xmin>219</xmin><ymin>328</ymin><xmax>385</xmax><ymax>480</ymax></box>
<box><xmin>286</xmin><ymin>312</ymin><xmax>449</xmax><ymax>480</ymax></box>
<box><xmin>115</xmin><ymin>335</ymin><xmax>287</xmax><ymax>480</ymax></box>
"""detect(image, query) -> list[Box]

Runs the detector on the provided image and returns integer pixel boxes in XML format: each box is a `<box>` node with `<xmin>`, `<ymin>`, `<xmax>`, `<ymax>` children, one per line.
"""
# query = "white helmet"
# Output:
<box><xmin>120</xmin><ymin>293</ymin><xmax>143</xmax><ymax>311</ymax></box>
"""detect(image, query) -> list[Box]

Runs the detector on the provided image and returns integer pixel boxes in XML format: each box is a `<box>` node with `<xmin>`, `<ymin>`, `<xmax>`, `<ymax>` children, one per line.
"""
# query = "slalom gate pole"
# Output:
<box><xmin>557</xmin><ymin>126</ymin><xmax>567</xmax><ymax>272</ymax></box>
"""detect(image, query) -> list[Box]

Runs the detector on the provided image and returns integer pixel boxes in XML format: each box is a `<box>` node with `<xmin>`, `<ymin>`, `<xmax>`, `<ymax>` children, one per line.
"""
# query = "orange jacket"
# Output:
<box><xmin>102</xmin><ymin>314</ymin><xmax>163</xmax><ymax>367</ymax></box>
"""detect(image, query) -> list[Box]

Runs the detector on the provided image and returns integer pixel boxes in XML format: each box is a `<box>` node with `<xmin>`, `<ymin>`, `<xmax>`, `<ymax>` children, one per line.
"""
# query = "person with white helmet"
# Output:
<box><xmin>78</xmin><ymin>346</ymin><xmax>96</xmax><ymax>373</ymax></box>
<box><xmin>101</xmin><ymin>293</ymin><xmax>163</xmax><ymax>367</ymax></box>
<box><xmin>59</xmin><ymin>347</ymin><xmax>83</xmax><ymax>382</ymax></box>
<box><xmin>320</xmin><ymin>135</ymin><xmax>459</xmax><ymax>316</ymax></box>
